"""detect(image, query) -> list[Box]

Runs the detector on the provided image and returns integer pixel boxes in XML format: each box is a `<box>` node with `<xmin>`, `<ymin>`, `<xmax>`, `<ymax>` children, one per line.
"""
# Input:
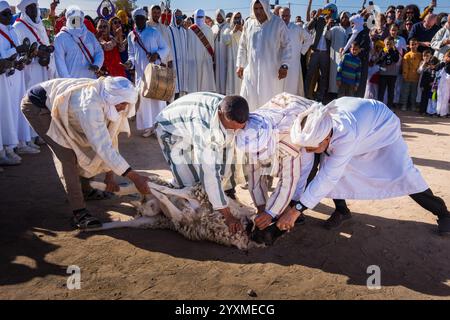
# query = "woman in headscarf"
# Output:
<box><xmin>21</xmin><ymin>76</ymin><xmax>151</xmax><ymax>230</ymax></box>
<box><xmin>96</xmin><ymin>18</ymin><xmax>125</xmax><ymax>77</ymax></box>
<box><xmin>53</xmin><ymin>5</ymin><xmax>104</xmax><ymax>78</ymax></box>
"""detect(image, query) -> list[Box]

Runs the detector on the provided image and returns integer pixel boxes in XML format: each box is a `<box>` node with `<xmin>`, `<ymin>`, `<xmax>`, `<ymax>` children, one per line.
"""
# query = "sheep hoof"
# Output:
<box><xmin>247</xmin><ymin>289</ymin><xmax>257</xmax><ymax>297</ymax></box>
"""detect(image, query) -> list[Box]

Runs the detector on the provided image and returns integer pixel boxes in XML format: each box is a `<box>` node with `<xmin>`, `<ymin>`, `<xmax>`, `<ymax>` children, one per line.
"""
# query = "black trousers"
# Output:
<box><xmin>306</xmin><ymin>154</ymin><xmax>449</xmax><ymax>218</ymax></box>
<box><xmin>378</xmin><ymin>75</ymin><xmax>397</xmax><ymax>109</ymax></box>
<box><xmin>419</xmin><ymin>86</ymin><xmax>431</xmax><ymax>114</ymax></box>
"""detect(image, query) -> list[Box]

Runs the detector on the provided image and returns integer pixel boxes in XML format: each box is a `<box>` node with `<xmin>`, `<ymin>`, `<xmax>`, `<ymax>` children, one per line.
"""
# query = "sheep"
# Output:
<box><xmin>88</xmin><ymin>176</ymin><xmax>264</xmax><ymax>250</ymax></box>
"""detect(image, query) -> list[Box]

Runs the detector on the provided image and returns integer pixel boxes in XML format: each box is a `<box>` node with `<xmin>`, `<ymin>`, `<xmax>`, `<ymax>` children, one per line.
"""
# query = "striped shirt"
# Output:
<box><xmin>155</xmin><ymin>92</ymin><xmax>232</xmax><ymax>210</ymax></box>
<box><xmin>337</xmin><ymin>53</ymin><xmax>362</xmax><ymax>87</ymax></box>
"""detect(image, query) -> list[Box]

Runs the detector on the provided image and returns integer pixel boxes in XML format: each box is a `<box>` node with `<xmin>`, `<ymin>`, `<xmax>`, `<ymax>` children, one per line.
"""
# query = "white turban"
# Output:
<box><xmin>216</xmin><ymin>9</ymin><xmax>225</xmax><ymax>19</ymax></box>
<box><xmin>17</xmin><ymin>0</ymin><xmax>37</xmax><ymax>12</ymax></box>
<box><xmin>132</xmin><ymin>8</ymin><xmax>146</xmax><ymax>19</ymax></box>
<box><xmin>290</xmin><ymin>102</ymin><xmax>338</xmax><ymax>147</ymax></box>
<box><xmin>0</xmin><ymin>1</ymin><xmax>10</xmax><ymax>12</ymax></box>
<box><xmin>236</xmin><ymin>113</ymin><xmax>276</xmax><ymax>161</ymax></box>
<box><xmin>99</xmin><ymin>77</ymin><xmax>139</xmax><ymax>122</ymax></box>
<box><xmin>194</xmin><ymin>9</ymin><xmax>205</xmax><ymax>27</ymax></box>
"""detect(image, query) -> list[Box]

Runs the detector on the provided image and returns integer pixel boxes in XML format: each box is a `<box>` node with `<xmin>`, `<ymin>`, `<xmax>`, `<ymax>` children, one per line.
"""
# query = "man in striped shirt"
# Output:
<box><xmin>236</xmin><ymin>93</ymin><xmax>316</xmax><ymax>243</ymax></box>
<box><xmin>155</xmin><ymin>92</ymin><xmax>249</xmax><ymax>234</ymax></box>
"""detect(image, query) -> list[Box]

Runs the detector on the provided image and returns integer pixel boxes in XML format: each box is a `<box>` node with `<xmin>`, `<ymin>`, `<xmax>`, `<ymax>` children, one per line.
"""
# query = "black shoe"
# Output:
<box><xmin>224</xmin><ymin>188</ymin><xmax>237</xmax><ymax>200</ymax></box>
<box><xmin>71</xmin><ymin>209</ymin><xmax>102</xmax><ymax>230</ymax></box>
<box><xmin>323</xmin><ymin>210</ymin><xmax>352</xmax><ymax>230</ymax></box>
<box><xmin>250</xmin><ymin>223</ymin><xmax>285</xmax><ymax>246</ymax></box>
<box><xmin>437</xmin><ymin>216</ymin><xmax>450</xmax><ymax>236</ymax></box>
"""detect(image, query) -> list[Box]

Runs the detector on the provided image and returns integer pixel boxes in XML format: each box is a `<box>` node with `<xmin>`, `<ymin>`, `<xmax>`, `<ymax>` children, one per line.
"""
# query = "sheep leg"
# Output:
<box><xmin>150</xmin><ymin>189</ymin><xmax>185</xmax><ymax>223</ymax></box>
<box><xmin>84</xmin><ymin>216</ymin><xmax>161</xmax><ymax>231</ymax></box>
<box><xmin>146</xmin><ymin>182</ymin><xmax>201</xmax><ymax>210</ymax></box>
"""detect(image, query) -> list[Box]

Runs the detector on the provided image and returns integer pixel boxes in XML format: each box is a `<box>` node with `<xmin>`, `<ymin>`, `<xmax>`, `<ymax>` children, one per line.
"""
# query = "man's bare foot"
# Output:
<box><xmin>276</xmin><ymin>207</ymin><xmax>301</xmax><ymax>231</ymax></box>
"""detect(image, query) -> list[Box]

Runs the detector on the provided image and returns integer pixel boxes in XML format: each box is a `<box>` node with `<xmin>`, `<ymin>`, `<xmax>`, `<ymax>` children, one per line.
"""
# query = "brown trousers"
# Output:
<box><xmin>21</xmin><ymin>96</ymin><xmax>91</xmax><ymax>212</ymax></box>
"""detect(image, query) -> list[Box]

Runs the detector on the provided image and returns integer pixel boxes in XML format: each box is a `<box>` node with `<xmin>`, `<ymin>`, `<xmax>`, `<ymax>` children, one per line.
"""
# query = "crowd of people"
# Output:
<box><xmin>1</xmin><ymin>0</ymin><xmax>450</xmax><ymax>238</ymax></box>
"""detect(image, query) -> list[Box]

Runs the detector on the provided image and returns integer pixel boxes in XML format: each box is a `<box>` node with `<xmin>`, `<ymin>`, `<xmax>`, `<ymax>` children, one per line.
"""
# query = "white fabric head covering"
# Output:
<box><xmin>17</xmin><ymin>0</ymin><xmax>36</xmax><ymax>12</ymax></box>
<box><xmin>98</xmin><ymin>77</ymin><xmax>139</xmax><ymax>122</ymax></box>
<box><xmin>132</xmin><ymin>8</ymin><xmax>146</xmax><ymax>19</ymax></box>
<box><xmin>216</xmin><ymin>9</ymin><xmax>225</xmax><ymax>20</ymax></box>
<box><xmin>0</xmin><ymin>1</ymin><xmax>10</xmax><ymax>12</ymax></box>
<box><xmin>250</xmin><ymin>0</ymin><xmax>272</xmax><ymax>22</ymax></box>
<box><xmin>340</xmin><ymin>11</ymin><xmax>350</xmax><ymax>20</ymax></box>
<box><xmin>343</xmin><ymin>14</ymin><xmax>364</xmax><ymax>53</ymax></box>
<box><xmin>63</xmin><ymin>5</ymin><xmax>87</xmax><ymax>40</ymax></box>
<box><xmin>229</xmin><ymin>11</ymin><xmax>241</xmax><ymax>29</ymax></box>
<box><xmin>148</xmin><ymin>4</ymin><xmax>160</xmax><ymax>25</ymax></box>
<box><xmin>290</xmin><ymin>101</ymin><xmax>338</xmax><ymax>147</ymax></box>
<box><xmin>194</xmin><ymin>9</ymin><xmax>205</xmax><ymax>27</ymax></box>
<box><xmin>170</xmin><ymin>8</ymin><xmax>182</xmax><ymax>28</ymax></box>
<box><xmin>236</xmin><ymin>113</ymin><xmax>276</xmax><ymax>161</ymax></box>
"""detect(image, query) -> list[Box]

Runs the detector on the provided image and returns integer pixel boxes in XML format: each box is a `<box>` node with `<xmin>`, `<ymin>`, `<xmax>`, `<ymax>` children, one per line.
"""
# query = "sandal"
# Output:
<box><xmin>84</xmin><ymin>189</ymin><xmax>113</xmax><ymax>201</ymax></box>
<box><xmin>71</xmin><ymin>210</ymin><xmax>102</xmax><ymax>230</ymax></box>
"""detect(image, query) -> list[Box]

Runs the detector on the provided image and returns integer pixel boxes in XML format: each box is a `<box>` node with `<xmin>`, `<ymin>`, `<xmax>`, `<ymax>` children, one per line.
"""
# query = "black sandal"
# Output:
<box><xmin>71</xmin><ymin>210</ymin><xmax>102</xmax><ymax>230</ymax></box>
<box><xmin>84</xmin><ymin>189</ymin><xmax>113</xmax><ymax>201</ymax></box>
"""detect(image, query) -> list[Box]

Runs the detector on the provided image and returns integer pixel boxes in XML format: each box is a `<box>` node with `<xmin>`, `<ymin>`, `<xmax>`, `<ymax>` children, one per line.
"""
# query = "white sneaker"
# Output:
<box><xmin>16</xmin><ymin>145</ymin><xmax>41</xmax><ymax>155</ymax></box>
<box><xmin>142</xmin><ymin>128</ymin><xmax>154</xmax><ymax>138</ymax></box>
<box><xmin>27</xmin><ymin>141</ymin><xmax>40</xmax><ymax>150</ymax></box>
<box><xmin>0</xmin><ymin>155</ymin><xmax>21</xmax><ymax>166</ymax></box>
<box><xmin>5</xmin><ymin>148</ymin><xmax>22</xmax><ymax>162</ymax></box>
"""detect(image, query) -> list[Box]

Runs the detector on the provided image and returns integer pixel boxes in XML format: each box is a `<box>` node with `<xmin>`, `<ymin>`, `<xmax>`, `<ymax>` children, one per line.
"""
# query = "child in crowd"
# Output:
<box><xmin>418</xmin><ymin>52</ymin><xmax>437</xmax><ymax>115</ymax></box>
<box><xmin>337</xmin><ymin>42</ymin><xmax>362</xmax><ymax>98</ymax></box>
<box><xmin>377</xmin><ymin>36</ymin><xmax>400</xmax><ymax>109</ymax></box>
<box><xmin>435</xmin><ymin>50</ymin><xmax>450</xmax><ymax>117</ymax></box>
<box><xmin>400</xmin><ymin>38</ymin><xmax>422</xmax><ymax>111</ymax></box>
<box><xmin>364</xmin><ymin>40</ymin><xmax>385</xmax><ymax>99</ymax></box>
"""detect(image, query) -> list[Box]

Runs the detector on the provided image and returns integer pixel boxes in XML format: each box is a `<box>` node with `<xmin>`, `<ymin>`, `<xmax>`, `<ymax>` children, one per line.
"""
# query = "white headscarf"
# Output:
<box><xmin>0</xmin><ymin>1</ymin><xmax>9</xmax><ymax>12</ymax></box>
<box><xmin>250</xmin><ymin>0</ymin><xmax>272</xmax><ymax>23</ymax></box>
<box><xmin>170</xmin><ymin>8</ymin><xmax>182</xmax><ymax>28</ymax></box>
<box><xmin>236</xmin><ymin>113</ymin><xmax>276</xmax><ymax>161</ymax></box>
<box><xmin>343</xmin><ymin>14</ymin><xmax>364</xmax><ymax>53</ymax></box>
<box><xmin>194</xmin><ymin>9</ymin><xmax>205</xmax><ymax>27</ymax></box>
<box><xmin>148</xmin><ymin>5</ymin><xmax>160</xmax><ymax>26</ymax></box>
<box><xmin>216</xmin><ymin>9</ymin><xmax>225</xmax><ymax>23</ymax></box>
<box><xmin>290</xmin><ymin>101</ymin><xmax>338</xmax><ymax>147</ymax></box>
<box><xmin>229</xmin><ymin>11</ymin><xmax>242</xmax><ymax>29</ymax></box>
<box><xmin>62</xmin><ymin>5</ymin><xmax>87</xmax><ymax>40</ymax></box>
<box><xmin>17</xmin><ymin>0</ymin><xmax>50</xmax><ymax>45</ymax></box>
<box><xmin>98</xmin><ymin>77</ymin><xmax>139</xmax><ymax>122</ymax></box>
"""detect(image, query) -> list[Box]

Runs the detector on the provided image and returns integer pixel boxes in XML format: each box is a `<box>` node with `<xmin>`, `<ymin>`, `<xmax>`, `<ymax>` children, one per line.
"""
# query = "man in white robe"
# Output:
<box><xmin>236</xmin><ymin>0</ymin><xmax>291</xmax><ymax>111</ymax></box>
<box><xmin>123</xmin><ymin>8</ymin><xmax>170</xmax><ymax>137</ymax></box>
<box><xmin>280</xmin><ymin>7</ymin><xmax>313</xmax><ymax>97</ymax></box>
<box><xmin>155</xmin><ymin>93</ymin><xmax>249</xmax><ymax>234</ymax></box>
<box><xmin>147</xmin><ymin>4</ymin><xmax>173</xmax><ymax>66</ymax></box>
<box><xmin>212</xmin><ymin>9</ymin><xmax>230</xmax><ymax>95</ymax></box>
<box><xmin>53</xmin><ymin>6</ymin><xmax>104</xmax><ymax>79</ymax></box>
<box><xmin>277</xmin><ymin>98</ymin><xmax>450</xmax><ymax>236</ymax></box>
<box><xmin>187</xmin><ymin>9</ymin><xmax>216</xmax><ymax>93</ymax></box>
<box><xmin>14</xmin><ymin>0</ymin><xmax>57</xmax><ymax>149</ymax></box>
<box><xmin>21</xmin><ymin>76</ymin><xmax>151</xmax><ymax>229</ymax></box>
<box><xmin>325</xmin><ymin>11</ymin><xmax>352</xmax><ymax>97</ymax></box>
<box><xmin>0</xmin><ymin>1</ymin><xmax>38</xmax><ymax>162</ymax></box>
<box><xmin>168</xmin><ymin>9</ymin><xmax>189</xmax><ymax>98</ymax></box>
<box><xmin>224</xmin><ymin>12</ymin><xmax>243</xmax><ymax>95</ymax></box>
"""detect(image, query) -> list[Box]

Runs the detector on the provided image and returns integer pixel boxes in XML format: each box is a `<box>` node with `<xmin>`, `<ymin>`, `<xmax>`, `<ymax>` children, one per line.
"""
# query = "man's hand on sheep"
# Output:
<box><xmin>219</xmin><ymin>207</ymin><xmax>243</xmax><ymax>234</ymax></box>
<box><xmin>104</xmin><ymin>171</ymin><xmax>120</xmax><ymax>193</ymax></box>
<box><xmin>125</xmin><ymin>171</ymin><xmax>151</xmax><ymax>195</ymax></box>
<box><xmin>255</xmin><ymin>212</ymin><xmax>273</xmax><ymax>230</ymax></box>
<box><xmin>276</xmin><ymin>207</ymin><xmax>301</xmax><ymax>232</ymax></box>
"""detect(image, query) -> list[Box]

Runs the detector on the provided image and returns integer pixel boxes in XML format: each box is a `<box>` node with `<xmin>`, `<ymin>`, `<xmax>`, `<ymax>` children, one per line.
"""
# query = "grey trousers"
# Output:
<box><xmin>305</xmin><ymin>50</ymin><xmax>329</xmax><ymax>101</ymax></box>
<box><xmin>21</xmin><ymin>96</ymin><xmax>91</xmax><ymax>212</ymax></box>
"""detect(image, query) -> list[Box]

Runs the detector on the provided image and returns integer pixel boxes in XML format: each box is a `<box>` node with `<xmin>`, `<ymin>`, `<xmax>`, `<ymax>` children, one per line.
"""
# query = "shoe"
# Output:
<box><xmin>224</xmin><ymin>188</ymin><xmax>237</xmax><ymax>200</ymax></box>
<box><xmin>437</xmin><ymin>216</ymin><xmax>450</xmax><ymax>236</ymax></box>
<box><xmin>34</xmin><ymin>136</ymin><xmax>46</xmax><ymax>146</ymax></box>
<box><xmin>0</xmin><ymin>156</ymin><xmax>21</xmax><ymax>166</ymax></box>
<box><xmin>142</xmin><ymin>128</ymin><xmax>154</xmax><ymax>138</ymax></box>
<box><xmin>16</xmin><ymin>145</ymin><xmax>40</xmax><ymax>154</ymax></box>
<box><xmin>323</xmin><ymin>209</ymin><xmax>352</xmax><ymax>230</ymax></box>
<box><xmin>27</xmin><ymin>141</ymin><xmax>40</xmax><ymax>150</ymax></box>
<box><xmin>5</xmin><ymin>148</ymin><xmax>22</xmax><ymax>162</ymax></box>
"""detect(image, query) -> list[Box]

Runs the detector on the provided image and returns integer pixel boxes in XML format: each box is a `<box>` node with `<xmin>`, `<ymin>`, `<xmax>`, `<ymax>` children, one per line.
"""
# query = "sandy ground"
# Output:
<box><xmin>0</xmin><ymin>112</ymin><xmax>449</xmax><ymax>300</ymax></box>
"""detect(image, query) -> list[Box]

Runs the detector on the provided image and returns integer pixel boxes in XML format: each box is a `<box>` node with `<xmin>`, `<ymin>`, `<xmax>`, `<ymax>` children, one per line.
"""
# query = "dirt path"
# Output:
<box><xmin>0</xmin><ymin>113</ymin><xmax>449</xmax><ymax>300</ymax></box>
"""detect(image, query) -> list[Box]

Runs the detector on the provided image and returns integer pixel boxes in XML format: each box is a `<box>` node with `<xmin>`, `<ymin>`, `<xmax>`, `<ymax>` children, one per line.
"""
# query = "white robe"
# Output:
<box><xmin>436</xmin><ymin>68</ymin><xmax>450</xmax><ymax>117</ymax></box>
<box><xmin>147</xmin><ymin>21</ymin><xmax>173</xmax><ymax>64</ymax></box>
<box><xmin>53</xmin><ymin>30</ymin><xmax>104</xmax><ymax>79</ymax></box>
<box><xmin>0</xmin><ymin>24</ymin><xmax>27</xmax><ymax>145</ymax></box>
<box><xmin>224</xmin><ymin>28</ymin><xmax>242</xmax><ymax>95</ymax></box>
<box><xmin>186</xmin><ymin>24</ymin><xmax>216</xmax><ymax>93</ymax></box>
<box><xmin>168</xmin><ymin>20</ymin><xmax>189</xmax><ymax>94</ymax></box>
<box><xmin>237</xmin><ymin>1</ymin><xmax>291</xmax><ymax>111</ymax></box>
<box><xmin>326</xmin><ymin>24</ymin><xmax>352</xmax><ymax>94</ymax></box>
<box><xmin>127</xmin><ymin>26</ymin><xmax>170</xmax><ymax>130</ymax></box>
<box><xmin>283</xmin><ymin>23</ymin><xmax>313</xmax><ymax>96</ymax></box>
<box><xmin>212</xmin><ymin>22</ymin><xmax>230</xmax><ymax>95</ymax></box>
<box><xmin>299</xmin><ymin>97</ymin><xmax>429</xmax><ymax>209</ymax></box>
